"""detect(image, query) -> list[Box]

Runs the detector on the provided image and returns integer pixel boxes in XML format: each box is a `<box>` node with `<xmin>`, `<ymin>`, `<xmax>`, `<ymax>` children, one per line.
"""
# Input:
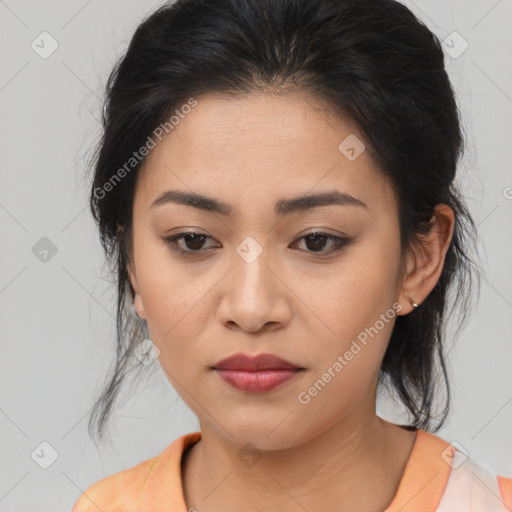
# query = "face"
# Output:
<box><xmin>127</xmin><ymin>91</ymin><xmax>410</xmax><ymax>450</ymax></box>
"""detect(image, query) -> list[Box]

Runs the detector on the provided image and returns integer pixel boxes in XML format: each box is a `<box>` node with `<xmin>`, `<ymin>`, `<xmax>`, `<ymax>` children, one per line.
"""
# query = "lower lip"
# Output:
<box><xmin>213</xmin><ymin>369</ymin><xmax>302</xmax><ymax>393</ymax></box>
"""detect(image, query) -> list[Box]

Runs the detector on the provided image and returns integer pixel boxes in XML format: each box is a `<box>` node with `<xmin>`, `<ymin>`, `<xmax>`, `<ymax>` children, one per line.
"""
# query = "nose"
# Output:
<box><xmin>216</xmin><ymin>245</ymin><xmax>292</xmax><ymax>334</ymax></box>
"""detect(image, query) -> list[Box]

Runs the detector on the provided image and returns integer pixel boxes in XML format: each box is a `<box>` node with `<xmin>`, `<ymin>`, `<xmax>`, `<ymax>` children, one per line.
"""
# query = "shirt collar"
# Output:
<box><xmin>138</xmin><ymin>428</ymin><xmax>452</xmax><ymax>511</ymax></box>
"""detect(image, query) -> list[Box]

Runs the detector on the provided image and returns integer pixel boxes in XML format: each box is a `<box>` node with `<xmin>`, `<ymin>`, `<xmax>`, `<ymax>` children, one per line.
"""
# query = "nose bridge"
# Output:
<box><xmin>216</xmin><ymin>229</ymin><xmax>293</xmax><ymax>333</ymax></box>
<box><xmin>221</xmin><ymin>233</ymin><xmax>284</xmax><ymax>331</ymax></box>
<box><xmin>233</xmin><ymin>234</ymin><xmax>271</xmax><ymax>294</ymax></box>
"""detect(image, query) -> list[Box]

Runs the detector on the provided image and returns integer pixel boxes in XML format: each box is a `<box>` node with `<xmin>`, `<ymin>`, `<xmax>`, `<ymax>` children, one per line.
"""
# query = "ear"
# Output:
<box><xmin>397</xmin><ymin>204</ymin><xmax>455</xmax><ymax>315</ymax></box>
<box><xmin>127</xmin><ymin>258</ymin><xmax>146</xmax><ymax>320</ymax></box>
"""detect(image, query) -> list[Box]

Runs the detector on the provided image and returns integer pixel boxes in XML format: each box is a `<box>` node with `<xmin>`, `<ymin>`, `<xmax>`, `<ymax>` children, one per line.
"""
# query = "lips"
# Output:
<box><xmin>212</xmin><ymin>352</ymin><xmax>302</xmax><ymax>371</ymax></box>
<box><xmin>211</xmin><ymin>353</ymin><xmax>304</xmax><ymax>393</ymax></box>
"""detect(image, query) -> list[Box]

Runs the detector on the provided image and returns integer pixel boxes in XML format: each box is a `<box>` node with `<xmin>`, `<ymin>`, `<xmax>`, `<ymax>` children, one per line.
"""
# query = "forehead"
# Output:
<box><xmin>134</xmin><ymin>91</ymin><xmax>396</xmax><ymax>215</ymax></box>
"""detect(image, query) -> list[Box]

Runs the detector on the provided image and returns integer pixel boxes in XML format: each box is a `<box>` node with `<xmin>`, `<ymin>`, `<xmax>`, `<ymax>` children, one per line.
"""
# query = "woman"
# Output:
<box><xmin>73</xmin><ymin>0</ymin><xmax>512</xmax><ymax>510</ymax></box>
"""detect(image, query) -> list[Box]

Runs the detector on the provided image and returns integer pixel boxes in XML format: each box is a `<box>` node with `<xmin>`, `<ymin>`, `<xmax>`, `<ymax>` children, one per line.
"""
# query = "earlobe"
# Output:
<box><xmin>133</xmin><ymin>295</ymin><xmax>146</xmax><ymax>319</ymax></box>
<box><xmin>119</xmin><ymin>224</ymin><xmax>146</xmax><ymax>319</ymax></box>
<box><xmin>127</xmin><ymin>262</ymin><xmax>146</xmax><ymax>320</ymax></box>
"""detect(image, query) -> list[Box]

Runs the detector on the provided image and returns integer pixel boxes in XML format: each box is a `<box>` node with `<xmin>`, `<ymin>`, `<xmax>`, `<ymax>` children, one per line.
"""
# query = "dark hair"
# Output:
<box><xmin>85</xmin><ymin>0</ymin><xmax>482</xmax><ymax>446</ymax></box>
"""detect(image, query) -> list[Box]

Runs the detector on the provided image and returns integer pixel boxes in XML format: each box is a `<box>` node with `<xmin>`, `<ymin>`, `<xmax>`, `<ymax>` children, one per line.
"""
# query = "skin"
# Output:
<box><xmin>127</xmin><ymin>90</ymin><xmax>455</xmax><ymax>512</ymax></box>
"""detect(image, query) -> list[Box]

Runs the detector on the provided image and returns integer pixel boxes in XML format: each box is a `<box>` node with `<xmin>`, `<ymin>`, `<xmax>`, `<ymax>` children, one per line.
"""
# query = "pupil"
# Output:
<box><xmin>306</xmin><ymin>234</ymin><xmax>326</xmax><ymax>251</ymax></box>
<box><xmin>185</xmin><ymin>233</ymin><xmax>205</xmax><ymax>250</ymax></box>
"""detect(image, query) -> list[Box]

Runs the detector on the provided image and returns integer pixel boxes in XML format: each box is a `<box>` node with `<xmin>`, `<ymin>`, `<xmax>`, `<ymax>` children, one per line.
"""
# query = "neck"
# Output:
<box><xmin>181</xmin><ymin>412</ymin><xmax>416</xmax><ymax>512</ymax></box>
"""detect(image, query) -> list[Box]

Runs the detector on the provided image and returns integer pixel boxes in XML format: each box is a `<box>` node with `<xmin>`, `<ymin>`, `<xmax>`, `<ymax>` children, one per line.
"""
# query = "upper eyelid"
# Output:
<box><xmin>167</xmin><ymin>230</ymin><xmax>345</xmax><ymax>241</ymax></box>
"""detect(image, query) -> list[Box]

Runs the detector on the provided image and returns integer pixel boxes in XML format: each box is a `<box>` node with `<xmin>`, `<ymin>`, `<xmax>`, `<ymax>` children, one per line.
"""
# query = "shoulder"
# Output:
<box><xmin>72</xmin><ymin>431</ymin><xmax>201</xmax><ymax>512</ymax></box>
<box><xmin>71</xmin><ymin>454</ymin><xmax>158</xmax><ymax>511</ymax></box>
<box><xmin>387</xmin><ymin>428</ymin><xmax>512</xmax><ymax>511</ymax></box>
<box><xmin>426</xmin><ymin>433</ymin><xmax>512</xmax><ymax>512</ymax></box>
<box><xmin>497</xmin><ymin>475</ymin><xmax>512</xmax><ymax>509</ymax></box>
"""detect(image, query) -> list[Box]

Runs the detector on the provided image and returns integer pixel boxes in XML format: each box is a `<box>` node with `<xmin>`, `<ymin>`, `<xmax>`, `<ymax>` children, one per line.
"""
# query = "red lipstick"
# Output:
<box><xmin>211</xmin><ymin>353</ymin><xmax>304</xmax><ymax>393</ymax></box>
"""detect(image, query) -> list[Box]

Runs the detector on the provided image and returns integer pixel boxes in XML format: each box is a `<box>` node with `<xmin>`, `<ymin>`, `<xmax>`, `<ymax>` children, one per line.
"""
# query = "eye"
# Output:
<box><xmin>162</xmin><ymin>231</ymin><xmax>351</xmax><ymax>256</ymax></box>
<box><xmin>291</xmin><ymin>231</ymin><xmax>351</xmax><ymax>255</ymax></box>
<box><xmin>162</xmin><ymin>232</ymin><xmax>218</xmax><ymax>254</ymax></box>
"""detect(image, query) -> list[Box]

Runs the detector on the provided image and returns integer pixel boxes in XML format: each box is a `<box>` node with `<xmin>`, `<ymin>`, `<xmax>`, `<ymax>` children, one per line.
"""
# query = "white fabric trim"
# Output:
<box><xmin>437</xmin><ymin>449</ymin><xmax>507</xmax><ymax>511</ymax></box>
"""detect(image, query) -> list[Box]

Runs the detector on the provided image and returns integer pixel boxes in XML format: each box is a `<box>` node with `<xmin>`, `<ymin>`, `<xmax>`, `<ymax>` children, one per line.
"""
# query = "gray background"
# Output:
<box><xmin>0</xmin><ymin>1</ymin><xmax>511</xmax><ymax>510</ymax></box>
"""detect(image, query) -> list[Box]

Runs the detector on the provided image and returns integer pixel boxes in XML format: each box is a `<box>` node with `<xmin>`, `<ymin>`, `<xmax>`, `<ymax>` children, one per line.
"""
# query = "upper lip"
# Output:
<box><xmin>212</xmin><ymin>352</ymin><xmax>303</xmax><ymax>371</ymax></box>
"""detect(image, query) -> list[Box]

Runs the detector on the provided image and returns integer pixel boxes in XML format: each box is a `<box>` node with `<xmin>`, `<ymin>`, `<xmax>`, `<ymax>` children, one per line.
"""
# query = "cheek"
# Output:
<box><xmin>297</xmin><ymin>283</ymin><xmax>398</xmax><ymax>427</ymax></box>
<box><xmin>142</xmin><ymin>277</ymin><xmax>207</xmax><ymax>351</ymax></box>
<box><xmin>307</xmin><ymin>242</ymin><xmax>401</xmax><ymax>377</ymax></box>
<box><xmin>315</xmin><ymin>254</ymin><xmax>398</xmax><ymax>332</ymax></box>
<box><xmin>133</xmin><ymin>246</ymin><xmax>207</xmax><ymax>353</ymax></box>
<box><xmin>134</xmin><ymin>232</ymin><xmax>194</xmax><ymax>312</ymax></box>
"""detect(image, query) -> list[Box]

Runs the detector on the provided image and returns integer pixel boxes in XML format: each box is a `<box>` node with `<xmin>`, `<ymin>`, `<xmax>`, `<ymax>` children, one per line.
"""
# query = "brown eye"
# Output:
<box><xmin>180</xmin><ymin>233</ymin><xmax>207</xmax><ymax>251</ymax></box>
<box><xmin>162</xmin><ymin>230</ymin><xmax>351</xmax><ymax>257</ymax></box>
<box><xmin>162</xmin><ymin>232</ymin><xmax>217</xmax><ymax>254</ymax></box>
<box><xmin>293</xmin><ymin>232</ymin><xmax>351</xmax><ymax>255</ymax></box>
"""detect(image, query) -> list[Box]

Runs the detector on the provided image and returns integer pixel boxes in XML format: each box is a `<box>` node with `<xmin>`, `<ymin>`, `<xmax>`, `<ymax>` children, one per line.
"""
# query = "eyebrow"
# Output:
<box><xmin>150</xmin><ymin>189</ymin><xmax>368</xmax><ymax>215</ymax></box>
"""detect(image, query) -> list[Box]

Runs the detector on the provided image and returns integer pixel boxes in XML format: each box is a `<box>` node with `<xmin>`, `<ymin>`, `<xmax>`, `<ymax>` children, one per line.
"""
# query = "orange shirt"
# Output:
<box><xmin>72</xmin><ymin>429</ymin><xmax>512</xmax><ymax>511</ymax></box>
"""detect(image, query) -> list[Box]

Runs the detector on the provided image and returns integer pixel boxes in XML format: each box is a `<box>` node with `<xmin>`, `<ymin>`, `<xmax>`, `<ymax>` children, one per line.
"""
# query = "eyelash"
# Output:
<box><xmin>162</xmin><ymin>231</ymin><xmax>352</xmax><ymax>257</ymax></box>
